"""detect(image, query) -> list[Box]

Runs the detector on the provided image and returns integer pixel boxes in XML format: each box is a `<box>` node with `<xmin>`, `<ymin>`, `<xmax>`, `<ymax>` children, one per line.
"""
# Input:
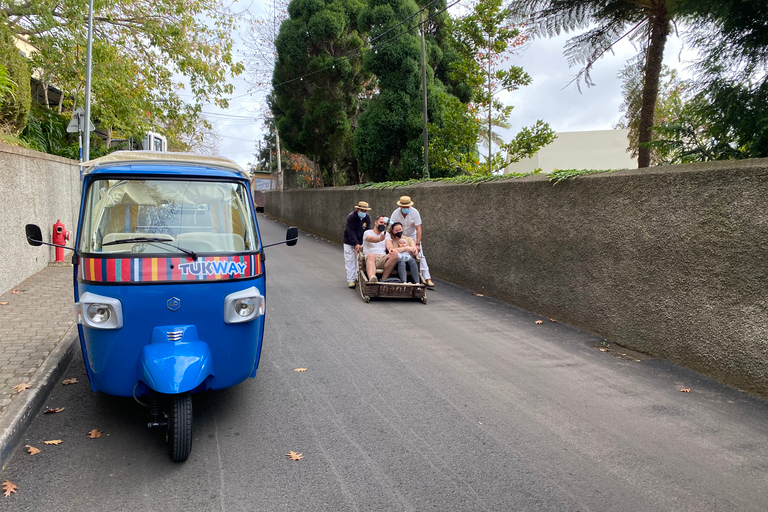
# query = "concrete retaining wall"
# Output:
<box><xmin>0</xmin><ymin>144</ymin><xmax>80</xmax><ymax>295</ymax></box>
<box><xmin>265</xmin><ymin>159</ymin><xmax>768</xmax><ymax>396</ymax></box>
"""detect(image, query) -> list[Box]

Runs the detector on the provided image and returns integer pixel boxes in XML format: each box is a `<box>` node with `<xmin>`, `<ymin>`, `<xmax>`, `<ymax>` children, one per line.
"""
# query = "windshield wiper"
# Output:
<box><xmin>101</xmin><ymin>237</ymin><xmax>198</xmax><ymax>260</ymax></box>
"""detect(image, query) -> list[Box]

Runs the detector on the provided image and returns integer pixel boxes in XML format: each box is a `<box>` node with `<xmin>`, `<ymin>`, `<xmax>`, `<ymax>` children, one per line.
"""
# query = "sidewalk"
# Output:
<box><xmin>0</xmin><ymin>264</ymin><xmax>79</xmax><ymax>469</ymax></box>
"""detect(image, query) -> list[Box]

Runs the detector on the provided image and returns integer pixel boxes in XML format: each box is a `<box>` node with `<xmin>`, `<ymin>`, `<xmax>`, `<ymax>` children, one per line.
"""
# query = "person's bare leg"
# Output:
<box><xmin>366</xmin><ymin>254</ymin><xmax>377</xmax><ymax>280</ymax></box>
<box><xmin>381</xmin><ymin>252</ymin><xmax>398</xmax><ymax>280</ymax></box>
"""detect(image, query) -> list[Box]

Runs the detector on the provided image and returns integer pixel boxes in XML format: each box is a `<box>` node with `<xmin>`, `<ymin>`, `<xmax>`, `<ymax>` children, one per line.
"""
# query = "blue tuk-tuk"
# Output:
<box><xmin>26</xmin><ymin>152</ymin><xmax>296</xmax><ymax>461</ymax></box>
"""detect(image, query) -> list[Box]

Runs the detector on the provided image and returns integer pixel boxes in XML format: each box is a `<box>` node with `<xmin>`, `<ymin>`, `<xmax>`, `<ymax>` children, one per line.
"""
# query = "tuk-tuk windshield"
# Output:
<box><xmin>79</xmin><ymin>178</ymin><xmax>259</xmax><ymax>255</ymax></box>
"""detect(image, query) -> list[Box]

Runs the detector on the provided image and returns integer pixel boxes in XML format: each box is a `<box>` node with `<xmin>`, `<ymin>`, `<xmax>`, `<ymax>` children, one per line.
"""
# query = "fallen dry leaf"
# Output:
<box><xmin>2</xmin><ymin>480</ymin><xmax>17</xmax><ymax>497</ymax></box>
<box><xmin>62</xmin><ymin>378</ymin><xmax>78</xmax><ymax>385</ymax></box>
<box><xmin>44</xmin><ymin>407</ymin><xmax>65</xmax><ymax>414</ymax></box>
<box><xmin>472</xmin><ymin>293</ymin><xmax>484</xmax><ymax>297</ymax></box>
<box><xmin>12</xmin><ymin>383</ymin><xmax>31</xmax><ymax>393</ymax></box>
<box><xmin>599</xmin><ymin>348</ymin><xmax>610</xmax><ymax>352</ymax></box>
<box><xmin>294</xmin><ymin>368</ymin><xmax>307</xmax><ymax>372</ymax></box>
<box><xmin>549</xmin><ymin>318</ymin><xmax>556</xmax><ymax>323</ymax></box>
<box><xmin>535</xmin><ymin>320</ymin><xmax>543</xmax><ymax>325</ymax></box>
<box><xmin>44</xmin><ymin>440</ymin><xmax>63</xmax><ymax>445</ymax></box>
<box><xmin>0</xmin><ymin>302</ymin><xmax>8</xmax><ymax>306</ymax></box>
<box><xmin>25</xmin><ymin>445</ymin><xmax>41</xmax><ymax>455</ymax></box>
<box><xmin>87</xmin><ymin>429</ymin><xmax>103</xmax><ymax>439</ymax></box>
<box><xmin>286</xmin><ymin>451</ymin><xmax>304</xmax><ymax>461</ymax></box>
<box><xmin>680</xmin><ymin>388</ymin><xmax>691</xmax><ymax>393</ymax></box>
<box><xmin>11</xmin><ymin>290</ymin><xmax>18</xmax><ymax>294</ymax></box>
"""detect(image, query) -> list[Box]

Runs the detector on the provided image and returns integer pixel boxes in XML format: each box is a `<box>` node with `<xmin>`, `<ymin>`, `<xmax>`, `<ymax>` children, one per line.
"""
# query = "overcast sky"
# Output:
<box><xmin>205</xmin><ymin>2</ymin><xmax>697</xmax><ymax>170</ymax></box>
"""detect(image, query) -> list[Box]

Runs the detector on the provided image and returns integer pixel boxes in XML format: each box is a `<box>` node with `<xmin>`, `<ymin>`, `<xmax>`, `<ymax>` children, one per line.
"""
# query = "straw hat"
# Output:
<box><xmin>354</xmin><ymin>201</ymin><xmax>371</xmax><ymax>211</ymax></box>
<box><xmin>397</xmin><ymin>196</ymin><xmax>414</xmax><ymax>207</ymax></box>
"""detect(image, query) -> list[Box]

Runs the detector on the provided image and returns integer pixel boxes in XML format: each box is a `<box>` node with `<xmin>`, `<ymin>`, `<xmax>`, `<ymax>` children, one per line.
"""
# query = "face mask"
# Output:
<box><xmin>393</xmin><ymin>232</ymin><xmax>402</xmax><ymax>238</ymax></box>
<box><xmin>376</xmin><ymin>224</ymin><xmax>386</xmax><ymax>232</ymax></box>
<box><xmin>357</xmin><ymin>211</ymin><xmax>366</xmax><ymax>219</ymax></box>
<box><xmin>401</xmin><ymin>208</ymin><xmax>410</xmax><ymax>215</ymax></box>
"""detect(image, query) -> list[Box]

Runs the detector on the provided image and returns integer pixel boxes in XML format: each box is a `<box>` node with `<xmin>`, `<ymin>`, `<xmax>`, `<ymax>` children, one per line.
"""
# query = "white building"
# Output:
<box><xmin>503</xmin><ymin>129</ymin><xmax>636</xmax><ymax>174</ymax></box>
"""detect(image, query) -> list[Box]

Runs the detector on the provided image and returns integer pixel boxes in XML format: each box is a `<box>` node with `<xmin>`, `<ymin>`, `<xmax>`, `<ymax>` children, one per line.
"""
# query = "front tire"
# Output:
<box><xmin>167</xmin><ymin>393</ymin><xmax>192</xmax><ymax>462</ymax></box>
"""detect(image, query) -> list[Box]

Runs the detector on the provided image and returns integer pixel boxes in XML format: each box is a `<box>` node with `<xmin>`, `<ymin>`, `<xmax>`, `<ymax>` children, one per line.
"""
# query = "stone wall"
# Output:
<box><xmin>265</xmin><ymin>159</ymin><xmax>768</xmax><ymax>396</ymax></box>
<box><xmin>0</xmin><ymin>144</ymin><xmax>80</xmax><ymax>294</ymax></box>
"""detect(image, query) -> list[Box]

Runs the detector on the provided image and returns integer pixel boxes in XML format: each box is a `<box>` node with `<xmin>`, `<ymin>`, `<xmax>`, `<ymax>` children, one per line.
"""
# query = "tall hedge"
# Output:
<box><xmin>0</xmin><ymin>23</ymin><xmax>31</xmax><ymax>133</ymax></box>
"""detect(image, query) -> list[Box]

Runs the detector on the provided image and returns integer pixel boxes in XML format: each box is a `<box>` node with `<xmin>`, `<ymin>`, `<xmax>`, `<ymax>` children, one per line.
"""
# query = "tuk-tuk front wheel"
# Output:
<box><xmin>166</xmin><ymin>393</ymin><xmax>192</xmax><ymax>462</ymax></box>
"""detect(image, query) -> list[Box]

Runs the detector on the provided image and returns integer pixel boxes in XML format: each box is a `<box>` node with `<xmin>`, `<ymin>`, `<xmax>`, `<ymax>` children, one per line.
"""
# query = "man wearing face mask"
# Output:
<box><xmin>390</xmin><ymin>196</ymin><xmax>434</xmax><ymax>287</ymax></box>
<box><xmin>362</xmin><ymin>215</ymin><xmax>398</xmax><ymax>283</ymax></box>
<box><xmin>343</xmin><ymin>201</ymin><xmax>372</xmax><ymax>288</ymax></box>
<box><xmin>385</xmin><ymin>222</ymin><xmax>420</xmax><ymax>283</ymax></box>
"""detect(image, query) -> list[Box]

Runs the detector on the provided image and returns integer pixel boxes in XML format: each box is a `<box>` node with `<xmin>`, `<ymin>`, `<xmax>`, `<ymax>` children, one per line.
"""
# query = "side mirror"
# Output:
<box><xmin>286</xmin><ymin>227</ymin><xmax>298</xmax><ymax>247</ymax></box>
<box><xmin>25</xmin><ymin>224</ymin><xmax>43</xmax><ymax>246</ymax></box>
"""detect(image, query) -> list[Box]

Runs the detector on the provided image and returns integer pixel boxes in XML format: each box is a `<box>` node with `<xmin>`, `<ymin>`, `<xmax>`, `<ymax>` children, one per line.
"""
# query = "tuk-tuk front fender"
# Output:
<box><xmin>139</xmin><ymin>326</ymin><xmax>214</xmax><ymax>394</ymax></box>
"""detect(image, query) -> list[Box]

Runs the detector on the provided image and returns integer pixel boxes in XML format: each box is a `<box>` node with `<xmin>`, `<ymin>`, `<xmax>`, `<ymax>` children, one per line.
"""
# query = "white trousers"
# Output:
<box><xmin>417</xmin><ymin>244</ymin><xmax>431</xmax><ymax>279</ymax></box>
<box><xmin>343</xmin><ymin>244</ymin><xmax>357</xmax><ymax>282</ymax></box>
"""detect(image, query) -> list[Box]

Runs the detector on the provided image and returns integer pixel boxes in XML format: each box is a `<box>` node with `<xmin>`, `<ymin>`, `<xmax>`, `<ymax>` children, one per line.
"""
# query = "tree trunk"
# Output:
<box><xmin>106</xmin><ymin>127</ymin><xmax>112</xmax><ymax>149</ymax></box>
<box><xmin>57</xmin><ymin>93</ymin><xmax>63</xmax><ymax>114</ymax></box>
<box><xmin>637</xmin><ymin>1</ymin><xmax>670</xmax><ymax>168</ymax></box>
<box><xmin>42</xmin><ymin>81</ymin><xmax>49</xmax><ymax>109</ymax></box>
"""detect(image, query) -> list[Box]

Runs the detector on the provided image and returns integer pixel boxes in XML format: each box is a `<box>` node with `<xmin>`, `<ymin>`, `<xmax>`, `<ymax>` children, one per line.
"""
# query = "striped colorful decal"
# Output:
<box><xmin>78</xmin><ymin>254</ymin><xmax>261</xmax><ymax>283</ymax></box>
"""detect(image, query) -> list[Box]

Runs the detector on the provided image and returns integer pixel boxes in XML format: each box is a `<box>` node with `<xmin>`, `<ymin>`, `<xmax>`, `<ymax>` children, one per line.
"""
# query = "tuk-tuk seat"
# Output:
<box><xmin>177</xmin><ymin>232</ymin><xmax>245</xmax><ymax>252</ymax></box>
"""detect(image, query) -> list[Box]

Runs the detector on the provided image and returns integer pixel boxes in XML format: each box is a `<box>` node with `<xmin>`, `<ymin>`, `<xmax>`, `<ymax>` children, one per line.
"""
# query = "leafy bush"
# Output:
<box><xmin>20</xmin><ymin>103</ymin><xmax>110</xmax><ymax>160</ymax></box>
<box><xmin>0</xmin><ymin>24</ymin><xmax>31</xmax><ymax>133</ymax></box>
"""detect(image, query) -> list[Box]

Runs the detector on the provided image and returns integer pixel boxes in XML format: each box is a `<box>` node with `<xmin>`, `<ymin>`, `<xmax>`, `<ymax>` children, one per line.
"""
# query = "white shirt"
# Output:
<box><xmin>362</xmin><ymin>229</ymin><xmax>387</xmax><ymax>255</ymax></box>
<box><xmin>390</xmin><ymin>207</ymin><xmax>422</xmax><ymax>241</ymax></box>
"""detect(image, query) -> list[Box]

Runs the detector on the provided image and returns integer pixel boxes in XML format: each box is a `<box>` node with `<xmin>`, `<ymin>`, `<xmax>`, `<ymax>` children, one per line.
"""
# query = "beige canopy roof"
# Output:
<box><xmin>84</xmin><ymin>151</ymin><xmax>248</xmax><ymax>177</ymax></box>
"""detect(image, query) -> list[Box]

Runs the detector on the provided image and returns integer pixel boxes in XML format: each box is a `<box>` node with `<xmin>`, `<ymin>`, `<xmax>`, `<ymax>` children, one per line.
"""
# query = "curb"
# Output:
<box><xmin>0</xmin><ymin>323</ymin><xmax>79</xmax><ymax>470</ymax></box>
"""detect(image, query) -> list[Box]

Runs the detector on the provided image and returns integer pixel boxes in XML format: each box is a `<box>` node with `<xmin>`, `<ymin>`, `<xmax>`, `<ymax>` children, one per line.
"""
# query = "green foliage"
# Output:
<box><xmin>0</xmin><ymin>23</ymin><xmax>31</xmax><ymax>133</ymax></box>
<box><xmin>0</xmin><ymin>64</ymin><xmax>17</xmax><ymax>107</ymax></box>
<box><xmin>503</xmin><ymin>120</ymin><xmax>557</xmax><ymax>164</ymax></box>
<box><xmin>513</xmin><ymin>0</ymin><xmax>682</xmax><ymax>167</ymax></box>
<box><xmin>273</xmin><ymin>0</ymin><xmax>369</xmax><ymax>185</ymax></box>
<box><xmin>548</xmin><ymin>168</ymin><xmax>614</xmax><ymax>185</ymax></box>
<box><xmin>19</xmin><ymin>103</ymin><xmax>110</xmax><ymax>159</ymax></box>
<box><xmin>676</xmin><ymin>0</ymin><xmax>768</xmax><ymax>160</ymax></box>
<box><xmin>355</xmin><ymin>168</ymin><xmax>540</xmax><ymax>189</ymax></box>
<box><xmin>649</xmin><ymin>82</ymin><xmax>768</xmax><ymax>163</ymax></box>
<box><xmin>354</xmin><ymin>0</ymin><xmax>469</xmax><ymax>182</ymax></box>
<box><xmin>426</xmin><ymin>92</ymin><xmax>479</xmax><ymax>177</ymax></box>
<box><xmin>615</xmin><ymin>64</ymin><xmax>685</xmax><ymax>165</ymax></box>
<box><xmin>452</xmin><ymin>0</ymin><xmax>530</xmax><ymax>171</ymax></box>
<box><xmin>5</xmin><ymin>0</ymin><xmax>243</xmax><ymax>146</ymax></box>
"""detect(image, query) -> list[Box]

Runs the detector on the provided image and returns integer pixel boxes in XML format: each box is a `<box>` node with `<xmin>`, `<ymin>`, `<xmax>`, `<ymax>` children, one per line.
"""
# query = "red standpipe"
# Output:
<box><xmin>52</xmin><ymin>220</ymin><xmax>70</xmax><ymax>262</ymax></box>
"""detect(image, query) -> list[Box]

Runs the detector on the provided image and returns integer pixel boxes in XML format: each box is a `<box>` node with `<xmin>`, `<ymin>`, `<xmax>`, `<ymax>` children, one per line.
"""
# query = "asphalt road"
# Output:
<box><xmin>3</xmin><ymin>214</ymin><xmax>768</xmax><ymax>511</ymax></box>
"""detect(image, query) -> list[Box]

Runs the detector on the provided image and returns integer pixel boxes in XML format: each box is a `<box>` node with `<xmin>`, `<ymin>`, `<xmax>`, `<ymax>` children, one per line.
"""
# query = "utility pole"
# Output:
<box><xmin>276</xmin><ymin>130</ymin><xmax>283</xmax><ymax>191</ymax></box>
<box><xmin>488</xmin><ymin>32</ymin><xmax>492</xmax><ymax>175</ymax></box>
<box><xmin>420</xmin><ymin>12</ymin><xmax>430</xmax><ymax>179</ymax></box>
<box><xmin>83</xmin><ymin>0</ymin><xmax>95</xmax><ymax>161</ymax></box>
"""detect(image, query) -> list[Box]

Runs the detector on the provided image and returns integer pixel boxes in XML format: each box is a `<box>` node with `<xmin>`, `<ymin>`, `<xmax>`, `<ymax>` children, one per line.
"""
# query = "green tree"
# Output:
<box><xmin>272</xmin><ymin>0</ymin><xmax>369</xmax><ymax>185</ymax></box>
<box><xmin>614</xmin><ymin>63</ymin><xmax>686</xmax><ymax>165</ymax></box>
<box><xmin>676</xmin><ymin>0</ymin><xmax>768</xmax><ymax>159</ymax></box>
<box><xmin>0</xmin><ymin>63</ymin><xmax>16</xmax><ymax>108</ymax></box>
<box><xmin>513</xmin><ymin>0</ymin><xmax>683</xmax><ymax>168</ymax></box>
<box><xmin>3</xmin><ymin>0</ymin><xmax>243</xmax><ymax>153</ymax></box>
<box><xmin>0</xmin><ymin>22</ymin><xmax>31</xmax><ymax>133</ymax></box>
<box><xmin>355</xmin><ymin>0</ymin><xmax>462</xmax><ymax>181</ymax></box>
<box><xmin>452</xmin><ymin>0</ymin><xmax>533</xmax><ymax>173</ymax></box>
<box><xmin>427</xmin><ymin>92</ymin><xmax>479</xmax><ymax>176</ymax></box>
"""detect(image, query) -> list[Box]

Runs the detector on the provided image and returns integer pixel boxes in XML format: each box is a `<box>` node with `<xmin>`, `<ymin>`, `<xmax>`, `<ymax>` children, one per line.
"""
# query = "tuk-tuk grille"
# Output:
<box><xmin>166</xmin><ymin>331</ymin><xmax>183</xmax><ymax>341</ymax></box>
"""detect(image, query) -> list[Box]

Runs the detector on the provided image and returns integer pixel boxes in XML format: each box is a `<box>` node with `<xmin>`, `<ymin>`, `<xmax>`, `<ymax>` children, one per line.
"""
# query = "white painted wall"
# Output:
<box><xmin>504</xmin><ymin>129</ymin><xmax>637</xmax><ymax>174</ymax></box>
<box><xmin>0</xmin><ymin>144</ymin><xmax>80</xmax><ymax>294</ymax></box>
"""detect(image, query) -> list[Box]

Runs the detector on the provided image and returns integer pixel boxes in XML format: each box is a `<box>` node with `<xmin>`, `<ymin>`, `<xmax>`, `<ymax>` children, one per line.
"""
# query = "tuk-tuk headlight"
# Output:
<box><xmin>224</xmin><ymin>287</ymin><xmax>264</xmax><ymax>324</ymax></box>
<box><xmin>234</xmin><ymin>298</ymin><xmax>256</xmax><ymax>317</ymax></box>
<box><xmin>76</xmin><ymin>292</ymin><xmax>123</xmax><ymax>329</ymax></box>
<box><xmin>87</xmin><ymin>304</ymin><xmax>111</xmax><ymax>324</ymax></box>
